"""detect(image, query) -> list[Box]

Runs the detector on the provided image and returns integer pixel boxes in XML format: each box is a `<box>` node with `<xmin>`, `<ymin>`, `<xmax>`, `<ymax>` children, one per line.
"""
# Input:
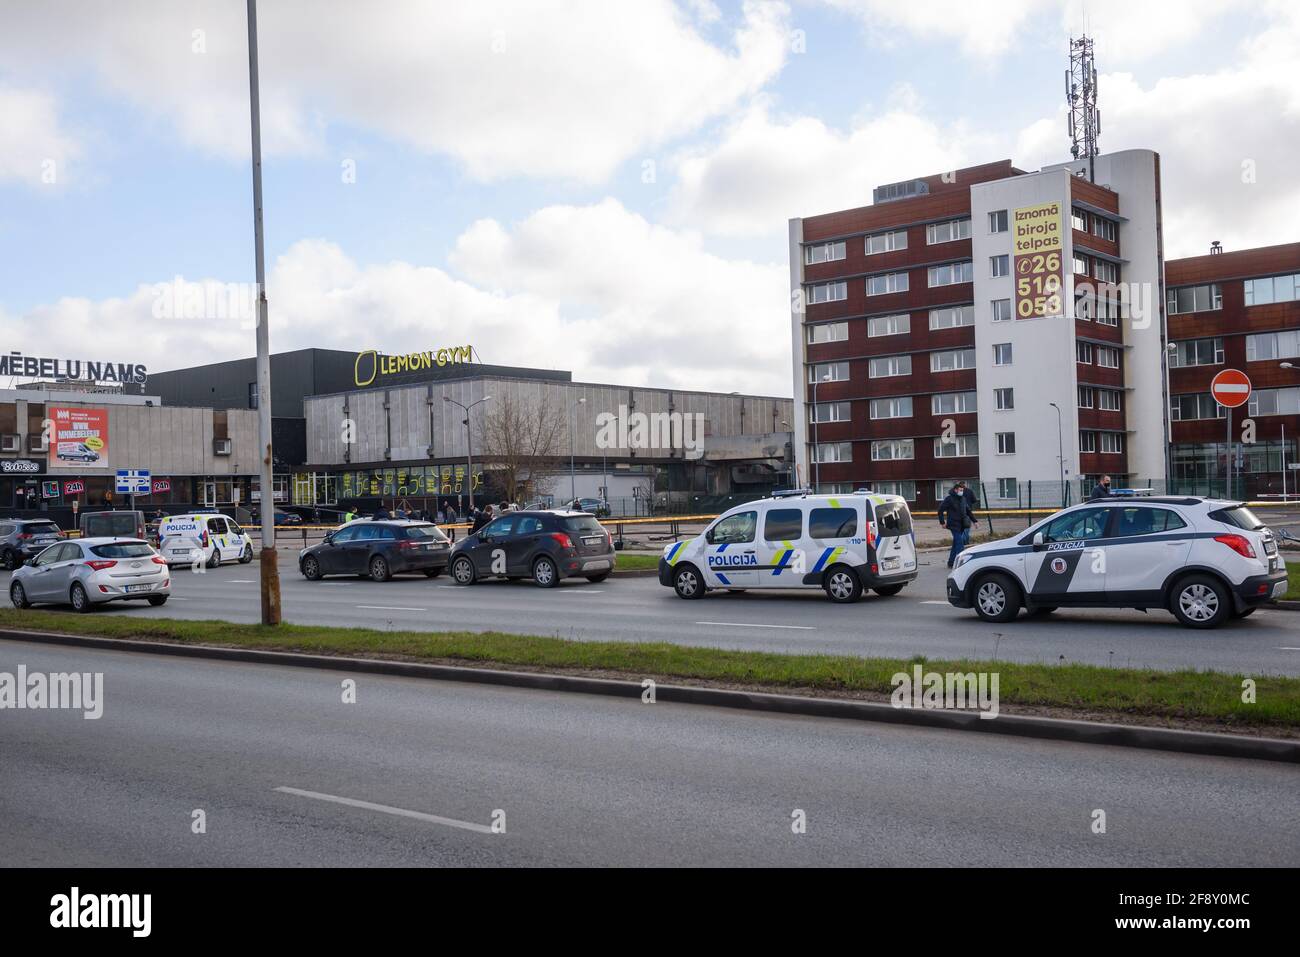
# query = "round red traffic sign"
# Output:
<box><xmin>1210</xmin><ymin>369</ymin><xmax>1252</xmax><ymax>409</ymax></box>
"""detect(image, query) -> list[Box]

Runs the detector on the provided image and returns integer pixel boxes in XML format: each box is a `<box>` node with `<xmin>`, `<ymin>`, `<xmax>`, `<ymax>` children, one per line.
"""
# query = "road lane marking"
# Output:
<box><xmin>226</xmin><ymin>579</ymin><xmax>257</xmax><ymax>583</ymax></box>
<box><xmin>356</xmin><ymin>605</ymin><xmax>428</xmax><ymax>612</ymax></box>
<box><xmin>1278</xmin><ymin>647</ymin><xmax>1300</xmax><ymax>651</ymax></box>
<box><xmin>919</xmin><ymin>600</ymin><xmax>948</xmax><ymax>605</ymax></box>
<box><xmin>694</xmin><ymin>621</ymin><xmax>815</xmax><ymax>631</ymax></box>
<box><xmin>273</xmin><ymin>787</ymin><xmax>492</xmax><ymax>834</ymax></box>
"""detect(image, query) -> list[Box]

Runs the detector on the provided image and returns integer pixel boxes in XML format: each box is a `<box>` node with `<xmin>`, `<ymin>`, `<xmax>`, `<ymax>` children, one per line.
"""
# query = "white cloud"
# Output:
<box><xmin>1</xmin><ymin>0</ymin><xmax>790</xmax><ymax>183</ymax></box>
<box><xmin>0</xmin><ymin>85</ymin><xmax>81</xmax><ymax>186</ymax></box>
<box><xmin>816</xmin><ymin>0</ymin><xmax>1043</xmax><ymax>57</ymax></box>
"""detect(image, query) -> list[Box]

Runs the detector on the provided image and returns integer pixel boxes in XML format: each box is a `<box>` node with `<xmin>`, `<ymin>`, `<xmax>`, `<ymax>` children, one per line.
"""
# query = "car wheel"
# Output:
<box><xmin>301</xmin><ymin>556</ymin><xmax>323</xmax><ymax>581</ymax></box>
<box><xmin>972</xmin><ymin>573</ymin><xmax>1020</xmax><ymax>623</ymax></box>
<box><xmin>532</xmin><ymin>556</ymin><xmax>559</xmax><ymax>588</ymax></box>
<box><xmin>873</xmin><ymin>584</ymin><xmax>905</xmax><ymax>597</ymax></box>
<box><xmin>1</xmin><ymin>549</ymin><xmax>17</xmax><ymax>571</ymax></box>
<box><xmin>1028</xmin><ymin>605</ymin><xmax>1058</xmax><ymax>617</ymax></box>
<box><xmin>823</xmin><ymin>565</ymin><xmax>863</xmax><ymax>603</ymax></box>
<box><xmin>423</xmin><ymin>567</ymin><xmax>443</xmax><ymax>578</ymax></box>
<box><xmin>585</xmin><ymin>572</ymin><xmax>610</xmax><ymax>583</ymax></box>
<box><xmin>147</xmin><ymin>596</ymin><xmax>168</xmax><ymax>607</ymax></box>
<box><xmin>10</xmin><ymin>581</ymin><xmax>29</xmax><ymax>609</ymax></box>
<box><xmin>239</xmin><ymin>546</ymin><xmax>253</xmax><ymax>564</ymax></box>
<box><xmin>70</xmin><ymin>582</ymin><xmax>93</xmax><ymax>613</ymax></box>
<box><xmin>1171</xmin><ymin>574</ymin><xmax>1230</xmax><ymax>629</ymax></box>
<box><xmin>672</xmin><ymin>564</ymin><xmax>705</xmax><ymax>600</ymax></box>
<box><xmin>451</xmin><ymin>556</ymin><xmax>476</xmax><ymax>585</ymax></box>
<box><xmin>206</xmin><ymin>548</ymin><xmax>221</xmax><ymax>569</ymax></box>
<box><xmin>369</xmin><ymin>555</ymin><xmax>391</xmax><ymax>582</ymax></box>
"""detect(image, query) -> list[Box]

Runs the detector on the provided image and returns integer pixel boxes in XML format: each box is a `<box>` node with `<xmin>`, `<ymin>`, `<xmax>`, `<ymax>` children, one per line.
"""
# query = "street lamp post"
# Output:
<box><xmin>811</xmin><ymin>373</ymin><xmax>829</xmax><ymax>492</ymax></box>
<box><xmin>245</xmin><ymin>0</ymin><xmax>280</xmax><ymax>625</ymax></box>
<box><xmin>1164</xmin><ymin>341</ymin><xmax>1177</xmax><ymax>494</ymax></box>
<box><xmin>569</xmin><ymin>396</ymin><xmax>587</xmax><ymax>503</ymax></box>
<box><xmin>1049</xmin><ymin>402</ymin><xmax>1065</xmax><ymax>507</ymax></box>
<box><xmin>444</xmin><ymin>394</ymin><xmax>491</xmax><ymax>516</ymax></box>
<box><xmin>1282</xmin><ymin>363</ymin><xmax>1298</xmax><ymax>500</ymax></box>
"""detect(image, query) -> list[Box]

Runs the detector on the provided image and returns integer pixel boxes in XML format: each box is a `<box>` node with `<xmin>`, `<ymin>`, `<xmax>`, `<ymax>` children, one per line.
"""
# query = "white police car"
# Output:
<box><xmin>946</xmin><ymin>496</ymin><xmax>1288</xmax><ymax>628</ymax></box>
<box><xmin>659</xmin><ymin>489</ymin><xmax>918</xmax><ymax>603</ymax></box>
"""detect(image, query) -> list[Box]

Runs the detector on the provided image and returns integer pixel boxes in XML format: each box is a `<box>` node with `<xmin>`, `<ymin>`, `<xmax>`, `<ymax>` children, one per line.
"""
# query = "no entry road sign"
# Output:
<box><xmin>1210</xmin><ymin>369</ymin><xmax>1252</xmax><ymax>409</ymax></box>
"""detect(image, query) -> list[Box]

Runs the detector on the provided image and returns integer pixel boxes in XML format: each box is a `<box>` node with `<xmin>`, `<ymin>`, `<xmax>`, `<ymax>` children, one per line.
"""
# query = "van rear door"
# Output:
<box><xmin>161</xmin><ymin>517</ymin><xmax>206</xmax><ymax>562</ymax></box>
<box><xmin>871</xmin><ymin>499</ymin><xmax>917</xmax><ymax>578</ymax></box>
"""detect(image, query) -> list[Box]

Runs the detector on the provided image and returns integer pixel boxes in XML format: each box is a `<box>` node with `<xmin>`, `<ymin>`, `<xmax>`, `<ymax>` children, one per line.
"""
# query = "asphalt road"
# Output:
<box><xmin>5</xmin><ymin>551</ymin><xmax>1298</xmax><ymax>675</ymax></box>
<box><xmin>2</xmin><ymin>639</ymin><xmax>1294</xmax><ymax>867</ymax></box>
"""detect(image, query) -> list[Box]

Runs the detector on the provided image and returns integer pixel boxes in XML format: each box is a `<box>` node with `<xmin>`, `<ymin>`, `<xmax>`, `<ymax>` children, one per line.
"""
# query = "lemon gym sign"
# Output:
<box><xmin>353</xmin><ymin>346</ymin><xmax>474</xmax><ymax>387</ymax></box>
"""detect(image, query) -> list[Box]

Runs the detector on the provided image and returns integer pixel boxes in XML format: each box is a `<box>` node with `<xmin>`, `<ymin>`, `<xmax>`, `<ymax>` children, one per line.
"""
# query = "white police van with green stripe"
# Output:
<box><xmin>658</xmin><ymin>490</ymin><xmax>918</xmax><ymax>603</ymax></box>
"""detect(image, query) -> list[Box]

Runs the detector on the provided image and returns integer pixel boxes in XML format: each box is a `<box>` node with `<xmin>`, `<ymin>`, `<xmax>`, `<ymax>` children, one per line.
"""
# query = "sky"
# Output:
<box><xmin>2</xmin><ymin>0</ymin><xmax>1297</xmax><ymax>398</ymax></box>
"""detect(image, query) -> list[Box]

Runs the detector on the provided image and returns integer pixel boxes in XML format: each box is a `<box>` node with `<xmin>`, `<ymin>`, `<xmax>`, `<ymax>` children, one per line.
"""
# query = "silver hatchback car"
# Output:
<box><xmin>9</xmin><ymin>538</ymin><xmax>171</xmax><ymax>612</ymax></box>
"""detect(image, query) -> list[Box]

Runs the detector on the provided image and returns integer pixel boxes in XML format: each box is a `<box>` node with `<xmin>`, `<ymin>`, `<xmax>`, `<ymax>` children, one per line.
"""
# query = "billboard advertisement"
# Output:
<box><xmin>49</xmin><ymin>406</ymin><xmax>109</xmax><ymax>469</ymax></box>
<box><xmin>1012</xmin><ymin>201</ymin><xmax>1064</xmax><ymax>320</ymax></box>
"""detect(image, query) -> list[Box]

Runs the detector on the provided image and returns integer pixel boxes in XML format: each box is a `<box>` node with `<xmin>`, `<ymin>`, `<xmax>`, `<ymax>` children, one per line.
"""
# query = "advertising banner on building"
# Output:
<box><xmin>49</xmin><ymin>406</ymin><xmax>109</xmax><ymax>469</ymax></box>
<box><xmin>1012</xmin><ymin>201</ymin><xmax>1064</xmax><ymax>320</ymax></box>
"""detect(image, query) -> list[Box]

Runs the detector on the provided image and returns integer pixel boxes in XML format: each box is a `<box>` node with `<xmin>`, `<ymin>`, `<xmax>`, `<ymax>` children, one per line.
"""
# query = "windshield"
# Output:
<box><xmin>873</xmin><ymin>501</ymin><xmax>912</xmax><ymax>536</ymax></box>
<box><xmin>563</xmin><ymin>516</ymin><xmax>605</xmax><ymax>535</ymax></box>
<box><xmin>402</xmin><ymin>524</ymin><xmax>448</xmax><ymax>541</ymax></box>
<box><xmin>90</xmin><ymin>542</ymin><xmax>155</xmax><ymax>558</ymax></box>
<box><xmin>25</xmin><ymin>522</ymin><xmax>62</xmax><ymax>536</ymax></box>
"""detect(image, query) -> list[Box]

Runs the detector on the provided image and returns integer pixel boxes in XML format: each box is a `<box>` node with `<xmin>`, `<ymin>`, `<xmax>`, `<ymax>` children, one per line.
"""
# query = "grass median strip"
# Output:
<box><xmin>1</xmin><ymin>608</ymin><xmax>1297</xmax><ymax>733</ymax></box>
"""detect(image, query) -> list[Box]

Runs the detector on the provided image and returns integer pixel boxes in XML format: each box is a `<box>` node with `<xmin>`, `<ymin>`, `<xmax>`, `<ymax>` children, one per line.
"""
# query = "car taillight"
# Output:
<box><xmin>17</xmin><ymin>532</ymin><xmax>31</xmax><ymax>540</ymax></box>
<box><xmin>86</xmin><ymin>560</ymin><xmax>117</xmax><ymax>571</ymax></box>
<box><xmin>201</xmin><ymin>530</ymin><xmax>210</xmax><ymax>548</ymax></box>
<box><xmin>1214</xmin><ymin>534</ymin><xmax>1256</xmax><ymax>559</ymax></box>
<box><xmin>398</xmin><ymin>539</ymin><xmax>418</xmax><ymax>549</ymax></box>
<box><xmin>151</xmin><ymin>556</ymin><xmax>167</xmax><ymax>565</ymax></box>
<box><xmin>550</xmin><ymin>532</ymin><xmax>573</xmax><ymax>549</ymax></box>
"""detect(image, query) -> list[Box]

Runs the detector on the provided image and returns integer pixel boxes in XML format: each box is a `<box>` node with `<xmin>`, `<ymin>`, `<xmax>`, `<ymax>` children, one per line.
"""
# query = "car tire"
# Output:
<box><xmin>823</xmin><ymin>565</ymin><xmax>863</xmax><ymax>603</ymax></box>
<box><xmin>148</xmin><ymin>596</ymin><xmax>168</xmax><ymax>607</ymax></box>
<box><xmin>70</xmin><ymin>582</ymin><xmax>93</xmax><ymax>613</ymax></box>
<box><xmin>1170</xmin><ymin>574</ymin><xmax>1230</xmax><ymax>629</ymax></box>
<box><xmin>423</xmin><ymin>568</ymin><xmax>443</xmax><ymax>578</ymax></box>
<box><xmin>10</xmin><ymin>581</ymin><xmax>29</xmax><ymax>609</ymax></box>
<box><xmin>972</xmin><ymin>572</ymin><xmax>1020</xmax><ymax>623</ymax></box>
<box><xmin>369</xmin><ymin>555</ymin><xmax>391</xmax><ymax>582</ymax></box>
<box><xmin>873</xmin><ymin>584</ymin><xmax>905</xmax><ymax>597</ymax></box>
<box><xmin>672</xmin><ymin>564</ymin><xmax>705</xmax><ymax>600</ymax></box>
<box><xmin>451</xmin><ymin>556</ymin><xmax>476</xmax><ymax>585</ymax></box>
<box><xmin>302</xmin><ymin>556</ymin><xmax>323</xmax><ymax>581</ymax></box>
<box><xmin>1028</xmin><ymin>605</ymin><xmax>1058</xmax><ymax>617</ymax></box>
<box><xmin>532</xmin><ymin>556</ymin><xmax>560</xmax><ymax>588</ymax></box>
<box><xmin>1</xmin><ymin>549</ymin><xmax>17</xmax><ymax>571</ymax></box>
<box><xmin>206</xmin><ymin>548</ymin><xmax>221</xmax><ymax>569</ymax></box>
<box><xmin>585</xmin><ymin>572</ymin><xmax>610</xmax><ymax>583</ymax></box>
<box><xmin>239</xmin><ymin>546</ymin><xmax>253</xmax><ymax>564</ymax></box>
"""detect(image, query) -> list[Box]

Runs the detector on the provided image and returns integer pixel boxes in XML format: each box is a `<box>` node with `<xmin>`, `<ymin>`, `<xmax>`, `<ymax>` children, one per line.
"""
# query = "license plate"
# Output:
<box><xmin>582</xmin><ymin>536</ymin><xmax>603</xmax><ymax>546</ymax></box>
<box><xmin>882</xmin><ymin>557</ymin><xmax>900</xmax><ymax>571</ymax></box>
<box><xmin>126</xmin><ymin>584</ymin><xmax>151</xmax><ymax>593</ymax></box>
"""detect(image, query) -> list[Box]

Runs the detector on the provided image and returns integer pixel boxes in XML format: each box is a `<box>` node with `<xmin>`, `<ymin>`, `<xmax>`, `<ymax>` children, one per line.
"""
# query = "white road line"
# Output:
<box><xmin>1278</xmin><ymin>647</ymin><xmax>1300</xmax><ymax>651</ymax></box>
<box><xmin>274</xmin><ymin>786</ymin><xmax>493</xmax><ymax>834</ymax></box>
<box><xmin>919</xmin><ymin>600</ymin><xmax>949</xmax><ymax>605</ymax></box>
<box><xmin>226</xmin><ymin>580</ymin><xmax>257</xmax><ymax>583</ymax></box>
<box><xmin>355</xmin><ymin>604</ymin><xmax>427</xmax><ymax>612</ymax></box>
<box><xmin>694</xmin><ymin>621</ymin><xmax>815</xmax><ymax>631</ymax></box>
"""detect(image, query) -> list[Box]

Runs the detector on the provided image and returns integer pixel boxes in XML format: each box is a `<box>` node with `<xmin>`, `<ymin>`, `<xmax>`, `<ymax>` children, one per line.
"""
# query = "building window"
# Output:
<box><xmin>865</xmin><ymin>230</ymin><xmax>908</xmax><ymax>255</ymax></box>
<box><xmin>990</xmin><ymin>254</ymin><xmax>1010</xmax><ymax>277</ymax></box>
<box><xmin>1243</xmin><ymin>272</ymin><xmax>1300</xmax><ymax>307</ymax></box>
<box><xmin>1166</xmin><ymin>283</ymin><xmax>1222</xmax><ymax>314</ymax></box>
<box><xmin>1248</xmin><ymin>387</ymin><xmax>1300</xmax><ymax>417</ymax></box>
<box><xmin>1073</xmin><ymin>254</ymin><xmax>1090</xmax><ymax>275</ymax></box>
<box><xmin>869</xmin><ymin>355</ymin><xmax>912</xmax><ymax>378</ymax></box>
<box><xmin>872</xmin><ymin>480</ymin><xmax>917</xmax><ymax>501</ymax></box>
<box><xmin>927</xmin><ymin>261</ymin><xmax>974</xmax><ymax>287</ymax></box>
<box><xmin>988</xmin><ymin>210</ymin><xmax>1009</xmax><ymax>233</ymax></box>
<box><xmin>932</xmin><ymin>391</ymin><xmax>977</xmax><ymax>415</ymax></box>
<box><xmin>871</xmin><ymin>438</ymin><xmax>914</xmax><ymax>461</ymax></box>
<box><xmin>994</xmin><ymin>387</ymin><xmax>1014</xmax><ymax>410</ymax></box>
<box><xmin>1245</xmin><ymin>330</ymin><xmax>1300</xmax><ymax>362</ymax></box>
<box><xmin>1100</xmin><ymin>432</ymin><xmax>1124</xmax><ymax>454</ymax></box>
<box><xmin>808</xmin><ymin>361</ymin><xmax>849</xmax><ymax>383</ymax></box>
<box><xmin>1076</xmin><ymin>341</ymin><xmax>1093</xmax><ymax>364</ymax></box>
<box><xmin>1071</xmin><ymin>206</ymin><xmax>1087</xmax><ymax>231</ymax></box>
<box><xmin>929</xmin><ymin>305</ymin><xmax>974</xmax><ymax>329</ymax></box>
<box><xmin>868</xmin><ymin>313</ymin><xmax>910</xmax><ymax>337</ymax></box>
<box><xmin>1098</xmin><ymin>389</ymin><xmax>1122</xmax><ymax>412</ymax></box>
<box><xmin>1080</xmin><ymin>431</ymin><xmax>1099</xmax><ymax>453</ymax></box>
<box><xmin>996</xmin><ymin>432</ymin><xmax>1016</xmax><ymax>455</ymax></box>
<box><xmin>869</xmin><ymin>396</ymin><xmax>913</xmax><ymax>419</ymax></box>
<box><xmin>1171</xmin><ymin>393</ymin><xmax>1226</xmax><ymax>421</ymax></box>
<box><xmin>1094</xmin><ymin>259</ymin><xmax>1119</xmax><ymax>284</ymax></box>
<box><xmin>867</xmin><ymin>272</ymin><xmax>909</xmax><ymax>296</ymax></box>
<box><xmin>1169</xmin><ymin>337</ymin><xmax>1224</xmax><ymax>367</ymax></box>
<box><xmin>991</xmin><ymin>298</ymin><xmax>1012</xmax><ymax>322</ymax></box>
<box><xmin>804</xmin><ymin>241</ymin><xmax>846</xmax><ymax>265</ymax></box>
<box><xmin>808</xmin><ymin>280</ymin><xmax>847</xmax><ymax>304</ymax></box>
<box><xmin>814</xmin><ymin>442</ymin><xmax>853</xmax><ymax>463</ymax></box>
<box><xmin>993</xmin><ymin>343</ymin><xmax>1013</xmax><ymax>366</ymax></box>
<box><xmin>810</xmin><ymin>401</ymin><xmax>851</xmax><ymax>423</ymax></box>
<box><xmin>998</xmin><ymin>477</ymin><xmax>1018</xmax><ymax>499</ymax></box>
<box><xmin>1078</xmin><ymin>385</ymin><xmax>1094</xmax><ymax>408</ymax></box>
<box><xmin>807</xmin><ymin>321</ymin><xmax>848</xmax><ymax>344</ymax></box>
<box><xmin>926</xmin><ymin>219</ymin><xmax>971</xmax><ymax>245</ymax></box>
<box><xmin>1097</xmin><ymin>345</ymin><xmax>1120</xmax><ymax>369</ymax></box>
<box><xmin>930</xmin><ymin>348</ymin><xmax>976</xmax><ymax>372</ymax></box>
<box><xmin>1091</xmin><ymin>217</ymin><xmax>1117</xmax><ymax>241</ymax></box>
<box><xmin>248</xmin><ymin>381</ymin><xmax>258</xmax><ymax>410</ymax></box>
<box><xmin>934</xmin><ymin>435</ymin><xmax>979</xmax><ymax>458</ymax></box>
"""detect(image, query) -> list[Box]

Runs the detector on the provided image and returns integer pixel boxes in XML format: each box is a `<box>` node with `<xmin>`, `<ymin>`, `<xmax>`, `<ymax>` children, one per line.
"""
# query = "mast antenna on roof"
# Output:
<box><xmin>1066</xmin><ymin>34</ymin><xmax>1100</xmax><ymax>182</ymax></box>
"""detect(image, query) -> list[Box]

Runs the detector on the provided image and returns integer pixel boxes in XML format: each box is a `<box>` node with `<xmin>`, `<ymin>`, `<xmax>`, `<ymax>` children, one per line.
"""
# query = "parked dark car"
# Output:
<box><xmin>0</xmin><ymin>518</ymin><xmax>65</xmax><ymax>570</ymax></box>
<box><xmin>78</xmin><ymin>510</ymin><xmax>147</xmax><ymax>542</ymax></box>
<box><xmin>448</xmin><ymin>510</ymin><xmax>615</xmax><ymax>587</ymax></box>
<box><xmin>298</xmin><ymin>520</ymin><xmax>451</xmax><ymax>581</ymax></box>
<box><xmin>566</xmin><ymin>497</ymin><xmax>611</xmax><ymax>517</ymax></box>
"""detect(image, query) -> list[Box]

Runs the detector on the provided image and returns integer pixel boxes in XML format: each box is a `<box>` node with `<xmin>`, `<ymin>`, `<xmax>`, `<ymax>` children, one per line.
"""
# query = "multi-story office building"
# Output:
<box><xmin>788</xmin><ymin>151</ymin><xmax>1167</xmax><ymax>509</ymax></box>
<box><xmin>1166</xmin><ymin>242</ymin><xmax>1300</xmax><ymax>496</ymax></box>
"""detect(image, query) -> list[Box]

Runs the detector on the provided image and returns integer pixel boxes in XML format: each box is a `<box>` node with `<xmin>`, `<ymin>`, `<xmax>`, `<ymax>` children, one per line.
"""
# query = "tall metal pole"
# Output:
<box><xmin>1224</xmin><ymin>406</ymin><xmax>1232</xmax><ymax>500</ymax></box>
<box><xmin>1050</xmin><ymin>402</ymin><xmax>1064</xmax><ymax>506</ymax></box>
<box><xmin>246</xmin><ymin>0</ymin><xmax>280</xmax><ymax>625</ymax></box>
<box><xmin>811</xmin><ymin>377</ymin><xmax>820</xmax><ymax>492</ymax></box>
<box><xmin>569</xmin><ymin>402</ymin><xmax>576</xmax><ymax>502</ymax></box>
<box><xmin>465</xmin><ymin>416</ymin><xmax>473</xmax><ymax>515</ymax></box>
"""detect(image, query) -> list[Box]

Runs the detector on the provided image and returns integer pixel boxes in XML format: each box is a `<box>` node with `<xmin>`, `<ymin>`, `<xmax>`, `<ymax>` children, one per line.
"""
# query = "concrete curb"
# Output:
<box><xmin>2</xmin><ymin>628</ymin><xmax>1295</xmax><ymax>764</ymax></box>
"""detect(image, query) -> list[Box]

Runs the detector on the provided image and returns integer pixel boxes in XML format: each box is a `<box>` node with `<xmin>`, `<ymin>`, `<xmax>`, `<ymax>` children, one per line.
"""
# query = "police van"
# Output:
<box><xmin>158</xmin><ymin>514</ymin><xmax>255</xmax><ymax>567</ymax></box>
<box><xmin>946</xmin><ymin>496</ymin><xmax>1288</xmax><ymax>628</ymax></box>
<box><xmin>658</xmin><ymin>489</ymin><xmax>918</xmax><ymax>603</ymax></box>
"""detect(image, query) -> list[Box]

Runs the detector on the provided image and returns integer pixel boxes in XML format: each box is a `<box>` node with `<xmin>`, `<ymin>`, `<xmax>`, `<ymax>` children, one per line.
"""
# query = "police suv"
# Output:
<box><xmin>946</xmin><ymin>496</ymin><xmax>1288</xmax><ymax>628</ymax></box>
<box><xmin>659</xmin><ymin>489</ymin><xmax>918</xmax><ymax>603</ymax></box>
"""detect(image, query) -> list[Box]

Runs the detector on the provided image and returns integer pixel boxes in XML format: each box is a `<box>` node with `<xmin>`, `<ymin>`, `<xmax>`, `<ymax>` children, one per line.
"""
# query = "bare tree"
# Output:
<box><xmin>478</xmin><ymin>392</ymin><xmax>567</xmax><ymax>503</ymax></box>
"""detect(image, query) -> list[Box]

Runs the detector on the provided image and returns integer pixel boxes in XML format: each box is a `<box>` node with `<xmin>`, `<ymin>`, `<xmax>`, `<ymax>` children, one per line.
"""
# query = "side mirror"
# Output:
<box><xmin>1032</xmin><ymin>532</ymin><xmax>1045</xmax><ymax>549</ymax></box>
<box><xmin>323</xmin><ymin>533</ymin><xmax>334</xmax><ymax>544</ymax></box>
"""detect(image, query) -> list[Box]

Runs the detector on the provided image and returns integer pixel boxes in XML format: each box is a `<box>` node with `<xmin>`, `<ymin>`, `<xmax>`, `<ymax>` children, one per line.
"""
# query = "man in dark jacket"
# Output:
<box><xmin>938</xmin><ymin>482</ymin><xmax>974</xmax><ymax>569</ymax></box>
<box><xmin>1089</xmin><ymin>475</ymin><xmax>1112</xmax><ymax>500</ymax></box>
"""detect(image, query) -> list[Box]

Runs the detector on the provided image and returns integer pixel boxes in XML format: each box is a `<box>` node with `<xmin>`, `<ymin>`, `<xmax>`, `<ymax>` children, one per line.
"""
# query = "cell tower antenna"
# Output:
<box><xmin>1066</xmin><ymin>34</ymin><xmax>1100</xmax><ymax>182</ymax></box>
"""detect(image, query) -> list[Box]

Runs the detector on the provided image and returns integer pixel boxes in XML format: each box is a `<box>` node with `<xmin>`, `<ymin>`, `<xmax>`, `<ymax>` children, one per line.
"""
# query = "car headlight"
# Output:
<box><xmin>954</xmin><ymin>552</ymin><xmax>974</xmax><ymax>569</ymax></box>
